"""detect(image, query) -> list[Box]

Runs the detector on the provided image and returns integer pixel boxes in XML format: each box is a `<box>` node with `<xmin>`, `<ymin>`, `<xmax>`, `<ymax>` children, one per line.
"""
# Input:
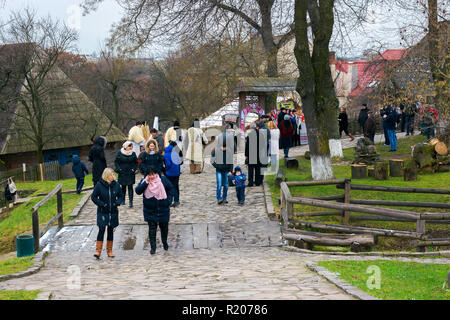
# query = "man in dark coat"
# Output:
<box><xmin>245</xmin><ymin>123</ymin><xmax>258</xmax><ymax>187</ymax></box>
<box><xmin>135</xmin><ymin>167</ymin><xmax>176</xmax><ymax>254</ymax></box>
<box><xmin>211</xmin><ymin>127</ymin><xmax>234</xmax><ymax>204</ymax></box>
<box><xmin>91</xmin><ymin>168</ymin><xmax>123</xmax><ymax>259</ymax></box>
<box><xmin>277</xmin><ymin>107</ymin><xmax>287</xmax><ymax>127</ymax></box>
<box><xmin>357</xmin><ymin>103</ymin><xmax>370</xmax><ymax>133</ymax></box>
<box><xmin>338</xmin><ymin>107</ymin><xmax>355</xmax><ymax>141</ymax></box>
<box><xmin>363</xmin><ymin>111</ymin><xmax>376</xmax><ymax>142</ymax></box>
<box><xmin>72</xmin><ymin>155</ymin><xmax>89</xmax><ymax>194</ymax></box>
<box><xmin>88</xmin><ymin>136</ymin><xmax>107</xmax><ymax>187</ymax></box>
<box><xmin>114</xmin><ymin>141</ymin><xmax>138</xmax><ymax>208</ymax></box>
<box><xmin>255</xmin><ymin>120</ymin><xmax>270</xmax><ymax>186</ymax></box>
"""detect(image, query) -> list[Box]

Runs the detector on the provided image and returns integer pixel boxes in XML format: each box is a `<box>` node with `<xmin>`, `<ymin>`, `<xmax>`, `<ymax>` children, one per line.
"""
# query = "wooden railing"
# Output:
<box><xmin>279</xmin><ymin>180</ymin><xmax>450</xmax><ymax>251</ymax></box>
<box><xmin>31</xmin><ymin>183</ymin><xmax>63</xmax><ymax>253</ymax></box>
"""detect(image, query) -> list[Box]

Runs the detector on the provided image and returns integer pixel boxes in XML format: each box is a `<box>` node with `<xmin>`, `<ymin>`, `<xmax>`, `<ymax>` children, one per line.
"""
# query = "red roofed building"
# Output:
<box><xmin>332</xmin><ymin>49</ymin><xmax>408</xmax><ymax>111</ymax></box>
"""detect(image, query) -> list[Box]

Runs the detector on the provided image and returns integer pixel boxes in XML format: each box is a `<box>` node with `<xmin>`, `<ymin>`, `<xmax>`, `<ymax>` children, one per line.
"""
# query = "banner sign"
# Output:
<box><xmin>240</xmin><ymin>104</ymin><xmax>265</xmax><ymax>139</ymax></box>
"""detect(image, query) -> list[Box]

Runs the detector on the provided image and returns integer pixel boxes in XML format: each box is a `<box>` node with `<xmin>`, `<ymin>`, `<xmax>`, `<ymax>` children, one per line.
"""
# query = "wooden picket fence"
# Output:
<box><xmin>0</xmin><ymin>161</ymin><xmax>61</xmax><ymax>182</ymax></box>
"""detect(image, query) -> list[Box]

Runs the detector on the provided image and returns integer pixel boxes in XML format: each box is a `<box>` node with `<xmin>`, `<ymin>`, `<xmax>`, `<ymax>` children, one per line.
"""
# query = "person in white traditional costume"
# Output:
<box><xmin>128</xmin><ymin>121</ymin><xmax>146</xmax><ymax>157</ymax></box>
<box><xmin>184</xmin><ymin>118</ymin><xmax>208</xmax><ymax>174</ymax></box>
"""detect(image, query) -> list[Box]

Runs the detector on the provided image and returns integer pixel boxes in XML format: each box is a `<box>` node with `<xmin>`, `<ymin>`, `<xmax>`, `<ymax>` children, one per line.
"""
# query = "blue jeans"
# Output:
<box><xmin>236</xmin><ymin>186</ymin><xmax>245</xmax><ymax>203</ymax></box>
<box><xmin>76</xmin><ymin>177</ymin><xmax>84</xmax><ymax>192</ymax></box>
<box><xmin>387</xmin><ymin>129</ymin><xmax>397</xmax><ymax>151</ymax></box>
<box><xmin>216</xmin><ymin>171</ymin><xmax>229</xmax><ymax>201</ymax></box>
<box><xmin>283</xmin><ymin>147</ymin><xmax>290</xmax><ymax>158</ymax></box>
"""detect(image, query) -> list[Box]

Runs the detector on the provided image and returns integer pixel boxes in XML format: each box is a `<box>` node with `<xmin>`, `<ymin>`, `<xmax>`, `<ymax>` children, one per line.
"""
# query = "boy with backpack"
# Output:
<box><xmin>72</xmin><ymin>155</ymin><xmax>89</xmax><ymax>194</ymax></box>
<box><xmin>230</xmin><ymin>166</ymin><xmax>247</xmax><ymax>205</ymax></box>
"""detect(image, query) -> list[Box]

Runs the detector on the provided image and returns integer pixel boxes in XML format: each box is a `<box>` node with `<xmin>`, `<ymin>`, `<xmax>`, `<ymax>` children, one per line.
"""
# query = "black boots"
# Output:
<box><xmin>129</xmin><ymin>198</ymin><xmax>133</xmax><ymax>208</ymax></box>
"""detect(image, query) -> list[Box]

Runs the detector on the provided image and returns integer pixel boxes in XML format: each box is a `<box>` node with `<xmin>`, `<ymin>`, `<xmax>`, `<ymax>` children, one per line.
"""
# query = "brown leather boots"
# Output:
<box><xmin>94</xmin><ymin>241</ymin><xmax>103</xmax><ymax>259</ymax></box>
<box><xmin>106</xmin><ymin>240</ymin><xmax>115</xmax><ymax>258</ymax></box>
<box><xmin>94</xmin><ymin>240</ymin><xmax>115</xmax><ymax>259</ymax></box>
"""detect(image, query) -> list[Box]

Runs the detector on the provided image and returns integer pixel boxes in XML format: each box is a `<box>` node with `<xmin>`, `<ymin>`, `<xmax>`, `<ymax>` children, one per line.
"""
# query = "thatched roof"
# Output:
<box><xmin>234</xmin><ymin>77</ymin><xmax>297</xmax><ymax>93</ymax></box>
<box><xmin>0</xmin><ymin>43</ymin><xmax>126</xmax><ymax>155</ymax></box>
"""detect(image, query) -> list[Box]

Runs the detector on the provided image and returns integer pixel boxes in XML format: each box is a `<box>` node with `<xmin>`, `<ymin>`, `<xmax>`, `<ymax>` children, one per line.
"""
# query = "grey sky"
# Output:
<box><xmin>0</xmin><ymin>0</ymin><xmax>123</xmax><ymax>55</ymax></box>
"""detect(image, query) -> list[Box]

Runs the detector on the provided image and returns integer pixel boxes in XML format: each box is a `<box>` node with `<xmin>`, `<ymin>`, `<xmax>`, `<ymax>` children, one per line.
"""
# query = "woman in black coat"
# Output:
<box><xmin>88</xmin><ymin>136</ymin><xmax>107</xmax><ymax>187</ymax></box>
<box><xmin>135</xmin><ymin>167</ymin><xmax>175</xmax><ymax>255</ymax></box>
<box><xmin>91</xmin><ymin>168</ymin><xmax>123</xmax><ymax>259</ymax></box>
<box><xmin>114</xmin><ymin>141</ymin><xmax>138</xmax><ymax>208</ymax></box>
<box><xmin>140</xmin><ymin>139</ymin><xmax>165</xmax><ymax>176</ymax></box>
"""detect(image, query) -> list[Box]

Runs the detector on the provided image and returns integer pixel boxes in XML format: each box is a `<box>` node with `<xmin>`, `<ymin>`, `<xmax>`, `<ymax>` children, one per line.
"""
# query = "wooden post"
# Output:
<box><xmin>368</xmin><ymin>167</ymin><xmax>375</xmax><ymax>177</ymax></box>
<box><xmin>351</xmin><ymin>164</ymin><xmax>367</xmax><ymax>179</ymax></box>
<box><xmin>287</xmin><ymin>201</ymin><xmax>294</xmax><ymax>221</ymax></box>
<box><xmin>374</xmin><ymin>161</ymin><xmax>389</xmax><ymax>180</ymax></box>
<box><xmin>343</xmin><ymin>179</ymin><xmax>351</xmax><ymax>224</ymax></box>
<box><xmin>389</xmin><ymin>159</ymin><xmax>404</xmax><ymax>177</ymax></box>
<box><xmin>32</xmin><ymin>209</ymin><xmax>39</xmax><ymax>253</ymax></box>
<box><xmin>57</xmin><ymin>189</ymin><xmax>63</xmax><ymax>229</ymax></box>
<box><xmin>39</xmin><ymin>163</ymin><xmax>44</xmax><ymax>182</ymax></box>
<box><xmin>416</xmin><ymin>219</ymin><xmax>426</xmax><ymax>252</ymax></box>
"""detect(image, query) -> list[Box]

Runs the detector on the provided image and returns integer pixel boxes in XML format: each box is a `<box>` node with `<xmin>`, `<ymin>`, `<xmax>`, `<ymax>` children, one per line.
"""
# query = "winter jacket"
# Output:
<box><xmin>245</xmin><ymin>128</ymin><xmax>270</xmax><ymax>166</ymax></box>
<box><xmin>279</xmin><ymin>120</ymin><xmax>294</xmax><ymax>149</ymax></box>
<box><xmin>231</xmin><ymin>172</ymin><xmax>247</xmax><ymax>188</ymax></box>
<box><xmin>152</xmin><ymin>132</ymin><xmax>165</xmax><ymax>154</ymax></box>
<box><xmin>164</xmin><ymin>145</ymin><xmax>181</xmax><ymax>177</ymax></box>
<box><xmin>140</xmin><ymin>152</ymin><xmax>165</xmax><ymax>175</ymax></box>
<box><xmin>358</xmin><ymin>108</ymin><xmax>370</xmax><ymax>128</ymax></box>
<box><xmin>338</xmin><ymin>111</ymin><xmax>349</xmax><ymax>130</ymax></box>
<box><xmin>364</xmin><ymin>117</ymin><xmax>376</xmax><ymax>139</ymax></box>
<box><xmin>210</xmin><ymin>148</ymin><xmax>233</xmax><ymax>173</ymax></box>
<box><xmin>91</xmin><ymin>179</ymin><xmax>123</xmax><ymax>228</ymax></box>
<box><xmin>71</xmin><ymin>155</ymin><xmax>89</xmax><ymax>179</ymax></box>
<box><xmin>135</xmin><ymin>175</ymin><xmax>175</xmax><ymax>223</ymax></box>
<box><xmin>88</xmin><ymin>137</ymin><xmax>107</xmax><ymax>182</ymax></box>
<box><xmin>384</xmin><ymin>107</ymin><xmax>397</xmax><ymax>130</ymax></box>
<box><xmin>114</xmin><ymin>150</ymin><xmax>138</xmax><ymax>186</ymax></box>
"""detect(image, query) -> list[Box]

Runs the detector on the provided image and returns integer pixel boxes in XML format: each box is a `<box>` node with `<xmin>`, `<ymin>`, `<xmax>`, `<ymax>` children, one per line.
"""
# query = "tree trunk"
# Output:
<box><xmin>351</xmin><ymin>164</ymin><xmax>367</xmax><ymax>179</ymax></box>
<box><xmin>389</xmin><ymin>159</ymin><xmax>404</xmax><ymax>177</ymax></box>
<box><xmin>374</xmin><ymin>161</ymin><xmax>389</xmax><ymax>180</ymax></box>
<box><xmin>294</xmin><ymin>0</ymin><xmax>334</xmax><ymax>181</ymax></box>
<box><xmin>427</xmin><ymin>0</ymin><xmax>449</xmax><ymax>114</ymax></box>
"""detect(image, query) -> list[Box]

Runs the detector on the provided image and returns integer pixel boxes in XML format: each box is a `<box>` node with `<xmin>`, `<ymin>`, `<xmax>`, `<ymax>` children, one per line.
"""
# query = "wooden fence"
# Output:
<box><xmin>0</xmin><ymin>161</ymin><xmax>61</xmax><ymax>183</ymax></box>
<box><xmin>31</xmin><ymin>183</ymin><xmax>64</xmax><ymax>253</ymax></box>
<box><xmin>279</xmin><ymin>179</ymin><xmax>450</xmax><ymax>252</ymax></box>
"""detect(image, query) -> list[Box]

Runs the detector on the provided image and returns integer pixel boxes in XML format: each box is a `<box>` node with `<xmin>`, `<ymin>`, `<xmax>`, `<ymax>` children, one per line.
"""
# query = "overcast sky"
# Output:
<box><xmin>1</xmin><ymin>0</ymin><xmax>441</xmax><ymax>58</ymax></box>
<box><xmin>0</xmin><ymin>0</ymin><xmax>123</xmax><ymax>55</ymax></box>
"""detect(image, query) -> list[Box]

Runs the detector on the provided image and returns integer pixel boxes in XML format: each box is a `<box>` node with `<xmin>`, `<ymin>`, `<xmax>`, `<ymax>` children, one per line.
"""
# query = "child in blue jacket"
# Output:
<box><xmin>72</xmin><ymin>155</ymin><xmax>89</xmax><ymax>194</ymax></box>
<box><xmin>231</xmin><ymin>166</ymin><xmax>247</xmax><ymax>205</ymax></box>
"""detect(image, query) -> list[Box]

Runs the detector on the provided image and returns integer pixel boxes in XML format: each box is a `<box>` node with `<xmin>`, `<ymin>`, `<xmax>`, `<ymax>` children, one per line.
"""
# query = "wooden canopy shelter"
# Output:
<box><xmin>234</xmin><ymin>77</ymin><xmax>297</xmax><ymax>115</ymax></box>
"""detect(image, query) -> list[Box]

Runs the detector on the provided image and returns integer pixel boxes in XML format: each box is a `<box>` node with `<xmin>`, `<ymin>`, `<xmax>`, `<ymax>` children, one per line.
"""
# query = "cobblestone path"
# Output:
<box><xmin>0</xmin><ymin>143</ymin><xmax>376</xmax><ymax>300</ymax></box>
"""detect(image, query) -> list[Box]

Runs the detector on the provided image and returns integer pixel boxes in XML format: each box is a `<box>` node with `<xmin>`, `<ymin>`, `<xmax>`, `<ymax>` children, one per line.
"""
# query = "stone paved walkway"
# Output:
<box><xmin>0</xmin><ymin>132</ymin><xmax>418</xmax><ymax>300</ymax></box>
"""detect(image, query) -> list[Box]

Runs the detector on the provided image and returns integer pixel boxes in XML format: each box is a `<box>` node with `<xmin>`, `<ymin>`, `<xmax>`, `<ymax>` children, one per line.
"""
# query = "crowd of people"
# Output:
<box><xmin>78</xmin><ymin>97</ymin><xmax>442</xmax><ymax>258</ymax></box>
<box><xmin>353</xmin><ymin>96</ymin><xmax>440</xmax><ymax>152</ymax></box>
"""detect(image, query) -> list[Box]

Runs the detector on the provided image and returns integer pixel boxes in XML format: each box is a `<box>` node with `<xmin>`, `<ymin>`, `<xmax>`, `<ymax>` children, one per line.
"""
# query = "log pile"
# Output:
<box><xmin>353</xmin><ymin>138</ymin><xmax>380</xmax><ymax>165</ymax></box>
<box><xmin>412</xmin><ymin>137</ymin><xmax>449</xmax><ymax>173</ymax></box>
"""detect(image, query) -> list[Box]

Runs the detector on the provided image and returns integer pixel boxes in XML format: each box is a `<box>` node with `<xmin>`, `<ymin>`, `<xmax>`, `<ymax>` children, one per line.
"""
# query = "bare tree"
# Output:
<box><xmin>0</xmin><ymin>9</ymin><xmax>78</xmax><ymax>163</ymax></box>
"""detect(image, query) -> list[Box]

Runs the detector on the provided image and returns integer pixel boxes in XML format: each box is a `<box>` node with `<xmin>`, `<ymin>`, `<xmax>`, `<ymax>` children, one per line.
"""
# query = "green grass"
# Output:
<box><xmin>266</xmin><ymin>134</ymin><xmax>450</xmax><ymax>250</ymax></box>
<box><xmin>0</xmin><ymin>290</ymin><xmax>40</xmax><ymax>300</ymax></box>
<box><xmin>0</xmin><ymin>193</ymin><xmax>83</xmax><ymax>253</ymax></box>
<box><xmin>318</xmin><ymin>260</ymin><xmax>450</xmax><ymax>300</ymax></box>
<box><xmin>0</xmin><ymin>255</ymin><xmax>34</xmax><ymax>276</ymax></box>
<box><xmin>15</xmin><ymin>174</ymin><xmax>94</xmax><ymax>195</ymax></box>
